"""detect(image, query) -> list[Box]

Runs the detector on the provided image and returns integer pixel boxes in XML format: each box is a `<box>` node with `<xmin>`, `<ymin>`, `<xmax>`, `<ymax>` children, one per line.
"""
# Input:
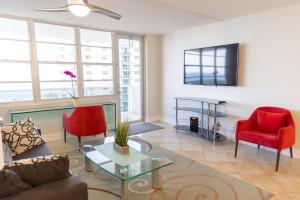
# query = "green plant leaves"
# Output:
<box><xmin>115</xmin><ymin>121</ymin><xmax>129</xmax><ymax>146</ymax></box>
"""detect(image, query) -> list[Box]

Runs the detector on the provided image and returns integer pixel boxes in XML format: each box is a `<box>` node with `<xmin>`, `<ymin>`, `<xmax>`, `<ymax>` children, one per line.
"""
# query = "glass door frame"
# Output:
<box><xmin>114</xmin><ymin>34</ymin><xmax>145</xmax><ymax>124</ymax></box>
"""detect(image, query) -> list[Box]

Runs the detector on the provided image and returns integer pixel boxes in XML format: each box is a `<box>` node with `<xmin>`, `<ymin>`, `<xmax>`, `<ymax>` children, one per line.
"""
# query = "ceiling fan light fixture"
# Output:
<box><xmin>68</xmin><ymin>4</ymin><xmax>90</xmax><ymax>17</ymax></box>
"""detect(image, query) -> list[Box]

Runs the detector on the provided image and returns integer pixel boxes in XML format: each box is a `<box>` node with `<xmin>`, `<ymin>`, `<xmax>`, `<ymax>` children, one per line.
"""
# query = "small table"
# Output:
<box><xmin>80</xmin><ymin>139</ymin><xmax>173</xmax><ymax>200</ymax></box>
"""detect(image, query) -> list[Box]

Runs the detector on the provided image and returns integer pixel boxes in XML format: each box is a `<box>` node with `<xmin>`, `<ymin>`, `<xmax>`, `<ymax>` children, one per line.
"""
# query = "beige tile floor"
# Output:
<box><xmin>48</xmin><ymin>122</ymin><xmax>300</xmax><ymax>200</ymax></box>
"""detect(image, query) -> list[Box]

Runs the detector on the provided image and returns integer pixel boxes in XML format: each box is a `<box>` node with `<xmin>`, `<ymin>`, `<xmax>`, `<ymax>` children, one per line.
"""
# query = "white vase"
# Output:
<box><xmin>73</xmin><ymin>98</ymin><xmax>80</xmax><ymax>107</ymax></box>
<box><xmin>113</xmin><ymin>142</ymin><xmax>129</xmax><ymax>154</ymax></box>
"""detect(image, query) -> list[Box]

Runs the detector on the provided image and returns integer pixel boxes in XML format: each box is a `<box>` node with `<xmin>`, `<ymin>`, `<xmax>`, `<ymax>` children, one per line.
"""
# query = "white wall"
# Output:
<box><xmin>145</xmin><ymin>35</ymin><xmax>162</xmax><ymax>122</ymax></box>
<box><xmin>161</xmin><ymin>3</ymin><xmax>300</xmax><ymax>151</ymax></box>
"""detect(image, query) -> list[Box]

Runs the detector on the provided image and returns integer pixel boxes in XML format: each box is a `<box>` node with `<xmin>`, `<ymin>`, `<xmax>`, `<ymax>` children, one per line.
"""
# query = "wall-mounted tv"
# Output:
<box><xmin>184</xmin><ymin>43</ymin><xmax>239</xmax><ymax>86</ymax></box>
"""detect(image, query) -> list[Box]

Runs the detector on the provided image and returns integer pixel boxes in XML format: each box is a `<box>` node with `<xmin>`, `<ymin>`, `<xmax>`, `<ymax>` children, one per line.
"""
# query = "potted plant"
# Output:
<box><xmin>64</xmin><ymin>70</ymin><xmax>80</xmax><ymax>107</ymax></box>
<box><xmin>113</xmin><ymin>121</ymin><xmax>130</xmax><ymax>154</ymax></box>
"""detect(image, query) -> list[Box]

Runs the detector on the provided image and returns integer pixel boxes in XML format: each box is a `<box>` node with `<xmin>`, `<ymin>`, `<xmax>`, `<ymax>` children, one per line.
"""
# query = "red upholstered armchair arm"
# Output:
<box><xmin>277</xmin><ymin>126</ymin><xmax>295</xmax><ymax>150</ymax></box>
<box><xmin>236</xmin><ymin>120</ymin><xmax>255</xmax><ymax>139</ymax></box>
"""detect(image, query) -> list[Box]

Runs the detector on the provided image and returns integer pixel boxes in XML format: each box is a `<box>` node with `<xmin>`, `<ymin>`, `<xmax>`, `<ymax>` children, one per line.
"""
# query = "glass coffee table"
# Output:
<box><xmin>80</xmin><ymin>138</ymin><xmax>173</xmax><ymax>200</ymax></box>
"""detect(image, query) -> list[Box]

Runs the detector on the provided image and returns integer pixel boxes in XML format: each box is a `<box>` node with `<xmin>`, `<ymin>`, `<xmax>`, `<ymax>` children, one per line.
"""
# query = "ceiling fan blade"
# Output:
<box><xmin>36</xmin><ymin>5</ymin><xmax>69</xmax><ymax>12</ymax></box>
<box><xmin>88</xmin><ymin>4</ymin><xmax>121</xmax><ymax>20</ymax></box>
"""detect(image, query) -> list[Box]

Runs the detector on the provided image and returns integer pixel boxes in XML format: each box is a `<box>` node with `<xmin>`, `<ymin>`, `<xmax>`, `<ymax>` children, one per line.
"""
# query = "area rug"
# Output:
<box><xmin>129</xmin><ymin>123</ymin><xmax>163</xmax><ymax>136</ymax></box>
<box><xmin>68</xmin><ymin>139</ymin><xmax>272</xmax><ymax>200</ymax></box>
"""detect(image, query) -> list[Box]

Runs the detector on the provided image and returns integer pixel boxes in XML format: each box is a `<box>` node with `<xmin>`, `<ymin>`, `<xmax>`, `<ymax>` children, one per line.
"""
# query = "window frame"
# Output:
<box><xmin>79</xmin><ymin>28</ymin><xmax>114</xmax><ymax>98</ymax></box>
<box><xmin>34</xmin><ymin>22</ymin><xmax>78</xmax><ymax>101</ymax></box>
<box><xmin>0</xmin><ymin>16</ymin><xmax>125</xmax><ymax>106</ymax></box>
<box><xmin>0</xmin><ymin>14</ymin><xmax>145</xmax><ymax>125</ymax></box>
<box><xmin>0</xmin><ymin>18</ymin><xmax>34</xmax><ymax>103</ymax></box>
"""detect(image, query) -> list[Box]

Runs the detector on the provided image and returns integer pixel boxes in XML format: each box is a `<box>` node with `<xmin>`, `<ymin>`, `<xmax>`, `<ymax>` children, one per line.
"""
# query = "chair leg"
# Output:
<box><xmin>276</xmin><ymin>150</ymin><xmax>281</xmax><ymax>172</ymax></box>
<box><xmin>64</xmin><ymin>130</ymin><xmax>67</xmax><ymax>143</ymax></box>
<box><xmin>258</xmin><ymin>144</ymin><xmax>260</xmax><ymax>149</ymax></box>
<box><xmin>234</xmin><ymin>140</ymin><xmax>239</xmax><ymax>158</ymax></box>
<box><xmin>290</xmin><ymin>147</ymin><xmax>293</xmax><ymax>158</ymax></box>
<box><xmin>104</xmin><ymin>132</ymin><xmax>107</xmax><ymax>137</ymax></box>
<box><xmin>77</xmin><ymin>136</ymin><xmax>81</xmax><ymax>147</ymax></box>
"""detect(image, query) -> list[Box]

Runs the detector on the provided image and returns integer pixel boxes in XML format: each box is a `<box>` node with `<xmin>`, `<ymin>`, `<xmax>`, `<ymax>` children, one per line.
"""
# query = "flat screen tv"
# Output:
<box><xmin>184</xmin><ymin>43</ymin><xmax>239</xmax><ymax>86</ymax></box>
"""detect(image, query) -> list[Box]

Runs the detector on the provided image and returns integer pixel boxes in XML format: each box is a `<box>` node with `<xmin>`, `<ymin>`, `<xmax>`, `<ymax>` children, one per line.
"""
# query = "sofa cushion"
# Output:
<box><xmin>0</xmin><ymin>176</ymin><xmax>88</xmax><ymax>200</ymax></box>
<box><xmin>13</xmin><ymin>143</ymin><xmax>52</xmax><ymax>161</ymax></box>
<box><xmin>239</xmin><ymin>130</ymin><xmax>278</xmax><ymax>148</ymax></box>
<box><xmin>1</xmin><ymin>118</ymin><xmax>46</xmax><ymax>156</ymax></box>
<box><xmin>0</xmin><ymin>169</ymin><xmax>31</xmax><ymax>198</ymax></box>
<box><xmin>4</xmin><ymin>155</ymin><xmax>71</xmax><ymax>187</ymax></box>
<box><xmin>257</xmin><ymin>110</ymin><xmax>287</xmax><ymax>133</ymax></box>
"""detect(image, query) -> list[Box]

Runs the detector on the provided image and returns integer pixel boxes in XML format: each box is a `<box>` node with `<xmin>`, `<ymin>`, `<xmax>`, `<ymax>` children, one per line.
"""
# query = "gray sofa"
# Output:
<box><xmin>1</xmin><ymin>129</ymin><xmax>88</xmax><ymax>200</ymax></box>
<box><xmin>0</xmin><ymin>176</ymin><xmax>88</xmax><ymax>200</ymax></box>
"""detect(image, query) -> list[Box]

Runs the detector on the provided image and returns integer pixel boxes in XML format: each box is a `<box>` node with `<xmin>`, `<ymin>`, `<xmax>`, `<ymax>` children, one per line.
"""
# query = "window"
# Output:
<box><xmin>0</xmin><ymin>17</ymin><xmax>143</xmax><ymax>105</ymax></box>
<box><xmin>81</xmin><ymin>29</ymin><xmax>113</xmax><ymax>96</ymax></box>
<box><xmin>123</xmin><ymin>79</ymin><xmax>130</xmax><ymax>85</ymax></box>
<box><xmin>120</xmin><ymin>87</ymin><xmax>129</xmax><ymax>112</ymax></box>
<box><xmin>35</xmin><ymin>23</ymin><xmax>77</xmax><ymax>99</ymax></box>
<box><xmin>0</xmin><ymin>18</ymin><xmax>33</xmax><ymax>102</ymax></box>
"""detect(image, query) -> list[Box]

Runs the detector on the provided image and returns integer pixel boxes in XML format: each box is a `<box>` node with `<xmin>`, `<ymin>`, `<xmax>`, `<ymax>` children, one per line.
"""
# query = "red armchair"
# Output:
<box><xmin>235</xmin><ymin>107</ymin><xmax>295</xmax><ymax>171</ymax></box>
<box><xmin>63</xmin><ymin>105</ymin><xmax>107</xmax><ymax>146</ymax></box>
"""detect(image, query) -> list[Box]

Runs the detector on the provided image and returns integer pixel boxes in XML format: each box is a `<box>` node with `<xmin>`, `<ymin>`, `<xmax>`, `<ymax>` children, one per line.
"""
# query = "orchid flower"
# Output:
<box><xmin>64</xmin><ymin>70</ymin><xmax>77</xmax><ymax>99</ymax></box>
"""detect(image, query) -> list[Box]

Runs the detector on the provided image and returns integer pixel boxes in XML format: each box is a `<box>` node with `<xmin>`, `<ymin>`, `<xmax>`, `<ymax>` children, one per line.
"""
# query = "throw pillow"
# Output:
<box><xmin>257</xmin><ymin>110</ymin><xmax>287</xmax><ymax>133</ymax></box>
<box><xmin>0</xmin><ymin>169</ymin><xmax>31</xmax><ymax>198</ymax></box>
<box><xmin>4</xmin><ymin>154</ymin><xmax>71</xmax><ymax>187</ymax></box>
<box><xmin>1</xmin><ymin>118</ymin><xmax>46</xmax><ymax>156</ymax></box>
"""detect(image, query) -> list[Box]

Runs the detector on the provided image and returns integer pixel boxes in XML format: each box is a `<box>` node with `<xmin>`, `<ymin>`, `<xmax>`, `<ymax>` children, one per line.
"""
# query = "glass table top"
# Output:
<box><xmin>80</xmin><ymin>138</ymin><xmax>173</xmax><ymax>181</ymax></box>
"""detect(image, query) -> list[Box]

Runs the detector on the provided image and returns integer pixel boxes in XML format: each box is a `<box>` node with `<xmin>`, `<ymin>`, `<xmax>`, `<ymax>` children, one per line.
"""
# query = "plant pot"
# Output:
<box><xmin>113</xmin><ymin>142</ymin><xmax>129</xmax><ymax>154</ymax></box>
<box><xmin>73</xmin><ymin>98</ymin><xmax>80</xmax><ymax>107</ymax></box>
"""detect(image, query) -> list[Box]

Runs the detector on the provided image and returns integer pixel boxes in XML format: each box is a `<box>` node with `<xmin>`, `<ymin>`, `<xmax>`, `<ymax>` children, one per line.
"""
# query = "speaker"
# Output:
<box><xmin>190</xmin><ymin>117</ymin><xmax>199</xmax><ymax>133</ymax></box>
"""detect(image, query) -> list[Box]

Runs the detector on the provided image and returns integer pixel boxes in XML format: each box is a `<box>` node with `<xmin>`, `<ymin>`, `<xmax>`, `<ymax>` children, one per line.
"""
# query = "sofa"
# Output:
<box><xmin>1</xmin><ymin>129</ymin><xmax>88</xmax><ymax>200</ymax></box>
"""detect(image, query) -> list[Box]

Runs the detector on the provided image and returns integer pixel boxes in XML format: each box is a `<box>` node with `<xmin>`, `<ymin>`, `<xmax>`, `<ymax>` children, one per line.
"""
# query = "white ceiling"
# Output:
<box><xmin>0</xmin><ymin>0</ymin><xmax>299</xmax><ymax>34</ymax></box>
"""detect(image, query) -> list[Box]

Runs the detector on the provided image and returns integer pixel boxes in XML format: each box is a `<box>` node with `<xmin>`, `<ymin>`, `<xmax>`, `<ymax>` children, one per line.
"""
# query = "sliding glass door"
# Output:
<box><xmin>117</xmin><ymin>35</ymin><xmax>143</xmax><ymax>123</ymax></box>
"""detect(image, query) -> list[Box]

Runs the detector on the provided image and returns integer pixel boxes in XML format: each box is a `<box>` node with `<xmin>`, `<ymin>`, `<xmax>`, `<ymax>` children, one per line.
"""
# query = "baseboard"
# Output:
<box><xmin>46</xmin><ymin>118</ymin><xmax>300</xmax><ymax>159</ymax></box>
<box><xmin>160</xmin><ymin>117</ymin><xmax>300</xmax><ymax>159</ymax></box>
<box><xmin>293</xmin><ymin>148</ymin><xmax>300</xmax><ymax>159</ymax></box>
<box><xmin>161</xmin><ymin>117</ymin><xmax>175</xmax><ymax>125</ymax></box>
<box><xmin>145</xmin><ymin>116</ymin><xmax>162</xmax><ymax>122</ymax></box>
<box><xmin>226</xmin><ymin>137</ymin><xmax>300</xmax><ymax>159</ymax></box>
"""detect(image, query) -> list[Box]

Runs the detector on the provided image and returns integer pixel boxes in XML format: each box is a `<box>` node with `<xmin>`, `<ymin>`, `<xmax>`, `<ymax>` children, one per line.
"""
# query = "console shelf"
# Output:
<box><xmin>175</xmin><ymin>97</ymin><xmax>228</xmax><ymax>142</ymax></box>
<box><xmin>176</xmin><ymin>107</ymin><xmax>227</xmax><ymax>117</ymax></box>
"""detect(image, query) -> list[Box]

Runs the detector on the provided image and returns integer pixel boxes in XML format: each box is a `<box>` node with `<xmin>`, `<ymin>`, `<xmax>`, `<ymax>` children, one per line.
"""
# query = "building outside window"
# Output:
<box><xmin>119</xmin><ymin>39</ymin><xmax>141</xmax><ymax>119</ymax></box>
<box><xmin>81</xmin><ymin>28</ymin><xmax>114</xmax><ymax>96</ymax></box>
<box><xmin>35</xmin><ymin>22</ymin><xmax>78</xmax><ymax>100</ymax></box>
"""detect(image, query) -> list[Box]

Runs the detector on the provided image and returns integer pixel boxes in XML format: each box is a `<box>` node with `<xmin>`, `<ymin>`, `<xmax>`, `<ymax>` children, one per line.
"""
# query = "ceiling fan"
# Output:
<box><xmin>36</xmin><ymin>0</ymin><xmax>121</xmax><ymax>19</ymax></box>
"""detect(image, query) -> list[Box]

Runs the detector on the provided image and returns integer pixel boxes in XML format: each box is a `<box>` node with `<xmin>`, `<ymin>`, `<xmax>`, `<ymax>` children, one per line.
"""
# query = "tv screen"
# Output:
<box><xmin>184</xmin><ymin>43</ymin><xmax>239</xmax><ymax>86</ymax></box>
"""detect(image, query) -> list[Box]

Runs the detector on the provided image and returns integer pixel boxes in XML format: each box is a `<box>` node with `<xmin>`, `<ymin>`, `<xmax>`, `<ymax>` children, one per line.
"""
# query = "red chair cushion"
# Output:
<box><xmin>257</xmin><ymin>110</ymin><xmax>287</xmax><ymax>133</ymax></box>
<box><xmin>238</xmin><ymin>130</ymin><xmax>277</xmax><ymax>148</ymax></box>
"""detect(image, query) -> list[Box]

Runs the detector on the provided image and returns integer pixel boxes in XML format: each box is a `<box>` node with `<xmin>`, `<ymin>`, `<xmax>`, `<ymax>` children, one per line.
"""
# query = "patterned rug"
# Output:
<box><xmin>68</xmin><ymin>139</ymin><xmax>272</xmax><ymax>200</ymax></box>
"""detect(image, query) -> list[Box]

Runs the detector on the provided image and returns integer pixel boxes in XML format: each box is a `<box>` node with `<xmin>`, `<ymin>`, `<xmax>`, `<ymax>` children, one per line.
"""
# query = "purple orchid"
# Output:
<box><xmin>64</xmin><ymin>70</ymin><xmax>77</xmax><ymax>78</ymax></box>
<box><xmin>64</xmin><ymin>70</ymin><xmax>77</xmax><ymax>99</ymax></box>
